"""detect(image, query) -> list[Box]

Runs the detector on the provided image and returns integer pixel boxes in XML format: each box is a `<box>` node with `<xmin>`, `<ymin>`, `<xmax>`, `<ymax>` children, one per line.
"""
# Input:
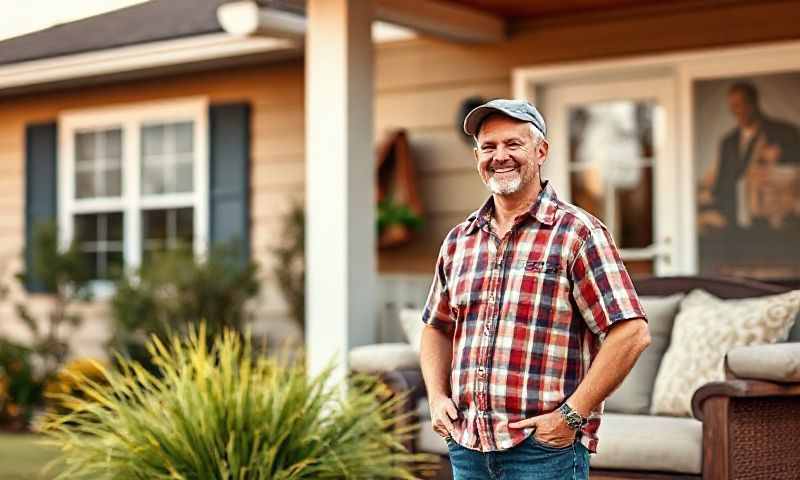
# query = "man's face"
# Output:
<box><xmin>474</xmin><ymin>115</ymin><xmax>547</xmax><ymax>196</ymax></box>
<box><xmin>728</xmin><ymin>90</ymin><xmax>757</xmax><ymax>127</ymax></box>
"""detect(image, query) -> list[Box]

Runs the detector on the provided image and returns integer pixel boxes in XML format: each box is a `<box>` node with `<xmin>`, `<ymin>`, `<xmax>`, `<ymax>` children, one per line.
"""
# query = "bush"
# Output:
<box><xmin>44</xmin><ymin>358</ymin><xmax>108</xmax><ymax>415</ymax></box>
<box><xmin>0</xmin><ymin>340</ymin><xmax>44</xmax><ymax>430</ymax></box>
<box><xmin>271</xmin><ymin>204</ymin><xmax>305</xmax><ymax>332</ymax></box>
<box><xmin>13</xmin><ymin>221</ymin><xmax>93</xmax><ymax>382</ymax></box>
<box><xmin>40</xmin><ymin>325</ymin><xmax>432</xmax><ymax>479</ymax></box>
<box><xmin>110</xmin><ymin>241</ymin><xmax>260</xmax><ymax>365</ymax></box>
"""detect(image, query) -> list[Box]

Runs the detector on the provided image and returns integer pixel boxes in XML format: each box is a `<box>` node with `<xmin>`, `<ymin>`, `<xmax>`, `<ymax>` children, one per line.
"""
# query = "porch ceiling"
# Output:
<box><xmin>439</xmin><ymin>0</ymin><xmax>760</xmax><ymax>23</ymax></box>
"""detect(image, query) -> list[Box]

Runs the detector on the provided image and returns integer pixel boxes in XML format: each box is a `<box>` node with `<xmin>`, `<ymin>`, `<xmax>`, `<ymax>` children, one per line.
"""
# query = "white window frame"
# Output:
<box><xmin>512</xmin><ymin>39</ymin><xmax>800</xmax><ymax>276</ymax></box>
<box><xmin>58</xmin><ymin>97</ymin><xmax>209</xmax><ymax>295</ymax></box>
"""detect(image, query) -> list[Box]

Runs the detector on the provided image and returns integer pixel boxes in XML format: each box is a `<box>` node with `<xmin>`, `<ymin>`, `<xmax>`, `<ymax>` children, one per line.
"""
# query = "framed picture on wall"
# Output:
<box><xmin>694</xmin><ymin>72</ymin><xmax>800</xmax><ymax>280</ymax></box>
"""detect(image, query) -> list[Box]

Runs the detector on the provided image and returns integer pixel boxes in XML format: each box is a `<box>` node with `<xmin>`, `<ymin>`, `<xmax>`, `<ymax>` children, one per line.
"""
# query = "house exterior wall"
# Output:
<box><xmin>375</xmin><ymin>0</ymin><xmax>800</xmax><ymax>272</ymax></box>
<box><xmin>1</xmin><ymin>0</ymin><xmax>799</xmax><ymax>357</ymax></box>
<box><xmin>0</xmin><ymin>61</ymin><xmax>306</xmax><ymax>357</ymax></box>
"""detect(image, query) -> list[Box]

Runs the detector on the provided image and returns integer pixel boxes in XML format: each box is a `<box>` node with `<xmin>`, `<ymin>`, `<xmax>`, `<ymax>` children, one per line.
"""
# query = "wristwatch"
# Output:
<box><xmin>558</xmin><ymin>403</ymin><xmax>588</xmax><ymax>430</ymax></box>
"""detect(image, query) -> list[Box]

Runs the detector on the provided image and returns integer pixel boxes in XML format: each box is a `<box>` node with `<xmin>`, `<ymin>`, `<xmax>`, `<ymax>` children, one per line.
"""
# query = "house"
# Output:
<box><xmin>1</xmin><ymin>0</ymin><xmax>799</xmax><ymax>373</ymax></box>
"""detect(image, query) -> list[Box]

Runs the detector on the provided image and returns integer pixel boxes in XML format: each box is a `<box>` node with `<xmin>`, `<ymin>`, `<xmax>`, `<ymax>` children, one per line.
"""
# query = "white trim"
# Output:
<box><xmin>59</xmin><ymin>97</ymin><xmax>209</xmax><ymax>289</ymax></box>
<box><xmin>541</xmin><ymin>77</ymin><xmax>679</xmax><ymax>275</ymax></box>
<box><xmin>218</xmin><ymin>0</ymin><xmax>491</xmax><ymax>44</ymax></box>
<box><xmin>1</xmin><ymin>13</ymin><xmax>420</xmax><ymax>94</ymax></box>
<box><xmin>512</xmin><ymin>39</ymin><xmax>800</xmax><ymax>276</ymax></box>
<box><xmin>0</xmin><ymin>33</ymin><xmax>295</xmax><ymax>93</ymax></box>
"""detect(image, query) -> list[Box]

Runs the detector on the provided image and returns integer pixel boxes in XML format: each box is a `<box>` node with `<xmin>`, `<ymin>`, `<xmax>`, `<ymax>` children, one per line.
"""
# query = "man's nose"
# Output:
<box><xmin>492</xmin><ymin>145</ymin><xmax>512</xmax><ymax>162</ymax></box>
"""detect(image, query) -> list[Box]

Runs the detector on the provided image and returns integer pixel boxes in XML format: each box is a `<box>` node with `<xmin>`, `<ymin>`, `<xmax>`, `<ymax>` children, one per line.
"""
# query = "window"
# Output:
<box><xmin>59</xmin><ymin>99</ymin><xmax>208</xmax><ymax>289</ymax></box>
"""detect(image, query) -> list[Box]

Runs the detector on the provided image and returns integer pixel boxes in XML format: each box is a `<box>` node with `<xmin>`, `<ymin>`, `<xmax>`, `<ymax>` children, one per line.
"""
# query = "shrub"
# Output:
<box><xmin>0</xmin><ymin>339</ymin><xmax>44</xmax><ymax>430</ymax></box>
<box><xmin>109</xmin><ymin>241</ymin><xmax>260</xmax><ymax>365</ymax></box>
<box><xmin>13</xmin><ymin>221</ymin><xmax>93</xmax><ymax>381</ymax></box>
<box><xmin>271</xmin><ymin>204</ymin><xmax>305</xmax><ymax>333</ymax></box>
<box><xmin>44</xmin><ymin>358</ymin><xmax>109</xmax><ymax>415</ymax></box>
<box><xmin>40</xmin><ymin>325</ymin><xmax>432</xmax><ymax>479</ymax></box>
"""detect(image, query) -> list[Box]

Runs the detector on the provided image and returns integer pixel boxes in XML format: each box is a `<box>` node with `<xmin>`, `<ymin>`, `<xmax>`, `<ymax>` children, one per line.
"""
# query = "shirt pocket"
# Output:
<box><xmin>517</xmin><ymin>259</ymin><xmax>571</xmax><ymax>322</ymax></box>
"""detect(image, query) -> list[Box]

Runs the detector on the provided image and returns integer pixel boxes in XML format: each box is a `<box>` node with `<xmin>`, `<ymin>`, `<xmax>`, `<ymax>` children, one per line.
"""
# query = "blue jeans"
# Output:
<box><xmin>446</xmin><ymin>435</ymin><xmax>590</xmax><ymax>480</ymax></box>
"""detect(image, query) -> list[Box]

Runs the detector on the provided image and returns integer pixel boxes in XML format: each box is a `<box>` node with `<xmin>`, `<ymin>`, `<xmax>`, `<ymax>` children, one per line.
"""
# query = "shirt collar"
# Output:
<box><xmin>465</xmin><ymin>180</ymin><xmax>559</xmax><ymax>235</ymax></box>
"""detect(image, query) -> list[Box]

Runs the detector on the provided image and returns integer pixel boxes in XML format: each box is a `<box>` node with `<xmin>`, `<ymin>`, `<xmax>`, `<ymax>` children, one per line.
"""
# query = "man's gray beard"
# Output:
<box><xmin>487</xmin><ymin>175</ymin><xmax>522</xmax><ymax>195</ymax></box>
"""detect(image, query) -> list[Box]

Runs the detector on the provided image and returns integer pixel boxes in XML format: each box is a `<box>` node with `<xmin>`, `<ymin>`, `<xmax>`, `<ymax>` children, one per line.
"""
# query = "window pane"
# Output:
<box><xmin>174</xmin><ymin>123</ymin><xmax>193</xmax><ymax>154</ymax></box>
<box><xmin>142</xmin><ymin>207</ymin><xmax>194</xmax><ymax>265</ymax></box>
<box><xmin>76</xmin><ymin>171</ymin><xmax>94</xmax><ymax>198</ymax></box>
<box><xmin>141</xmin><ymin>122</ymin><xmax>194</xmax><ymax>195</ymax></box>
<box><xmin>105</xmin><ymin>129</ymin><xmax>122</xmax><ymax>159</ymax></box>
<box><xmin>76</xmin><ymin>132</ymin><xmax>95</xmax><ymax>162</ymax></box>
<box><xmin>74</xmin><ymin>128</ymin><xmax>122</xmax><ymax>199</ymax></box>
<box><xmin>176</xmin><ymin>207</ymin><xmax>194</xmax><ymax>242</ymax></box>
<box><xmin>142</xmin><ymin>163</ymin><xmax>164</xmax><ymax>195</ymax></box>
<box><xmin>105</xmin><ymin>169</ymin><xmax>122</xmax><ymax>197</ymax></box>
<box><xmin>73</xmin><ymin>212</ymin><xmax>124</xmax><ymax>280</ymax></box>
<box><xmin>175</xmin><ymin>159</ymin><xmax>193</xmax><ymax>193</ymax></box>
<box><xmin>142</xmin><ymin>125</ymin><xmax>165</xmax><ymax>156</ymax></box>
<box><xmin>568</xmin><ymin>102</ymin><xmax>655</xmax><ymax>251</ymax></box>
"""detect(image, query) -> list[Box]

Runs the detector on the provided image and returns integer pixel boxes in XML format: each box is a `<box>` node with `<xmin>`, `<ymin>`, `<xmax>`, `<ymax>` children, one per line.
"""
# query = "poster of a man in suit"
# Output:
<box><xmin>696</xmin><ymin>77</ymin><xmax>800</xmax><ymax>280</ymax></box>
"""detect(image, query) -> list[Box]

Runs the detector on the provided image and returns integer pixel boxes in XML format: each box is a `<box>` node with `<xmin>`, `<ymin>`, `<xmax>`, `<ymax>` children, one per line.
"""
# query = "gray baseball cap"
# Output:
<box><xmin>463</xmin><ymin>99</ymin><xmax>547</xmax><ymax>137</ymax></box>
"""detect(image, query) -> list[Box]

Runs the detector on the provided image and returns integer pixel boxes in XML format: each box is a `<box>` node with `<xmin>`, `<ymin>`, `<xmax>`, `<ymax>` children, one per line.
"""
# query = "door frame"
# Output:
<box><xmin>512</xmin><ymin>39</ymin><xmax>800</xmax><ymax>276</ymax></box>
<box><xmin>542</xmin><ymin>77</ymin><xmax>677</xmax><ymax>275</ymax></box>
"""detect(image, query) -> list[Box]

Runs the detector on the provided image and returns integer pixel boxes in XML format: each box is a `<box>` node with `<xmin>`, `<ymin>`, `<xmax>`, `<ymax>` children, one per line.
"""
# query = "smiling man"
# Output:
<box><xmin>419</xmin><ymin>99</ymin><xmax>651</xmax><ymax>480</ymax></box>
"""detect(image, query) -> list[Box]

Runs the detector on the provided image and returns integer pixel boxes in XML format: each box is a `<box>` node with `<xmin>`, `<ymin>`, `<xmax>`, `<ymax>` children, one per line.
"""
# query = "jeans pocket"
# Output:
<box><xmin>528</xmin><ymin>434</ymin><xmax>573</xmax><ymax>452</ymax></box>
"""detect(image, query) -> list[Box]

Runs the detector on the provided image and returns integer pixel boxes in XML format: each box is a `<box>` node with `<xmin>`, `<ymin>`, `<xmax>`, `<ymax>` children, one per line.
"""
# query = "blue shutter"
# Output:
<box><xmin>209</xmin><ymin>103</ymin><xmax>251</xmax><ymax>264</ymax></box>
<box><xmin>24</xmin><ymin>122</ymin><xmax>58</xmax><ymax>293</ymax></box>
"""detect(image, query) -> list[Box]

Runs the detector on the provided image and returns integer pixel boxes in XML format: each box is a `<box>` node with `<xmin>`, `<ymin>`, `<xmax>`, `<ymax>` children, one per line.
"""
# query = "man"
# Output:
<box><xmin>420</xmin><ymin>99</ymin><xmax>651</xmax><ymax>479</ymax></box>
<box><xmin>698</xmin><ymin>81</ymin><xmax>800</xmax><ymax>230</ymax></box>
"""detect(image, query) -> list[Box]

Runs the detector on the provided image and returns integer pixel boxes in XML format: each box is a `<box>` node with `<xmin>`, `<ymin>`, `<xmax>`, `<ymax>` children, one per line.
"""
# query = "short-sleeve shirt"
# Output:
<box><xmin>422</xmin><ymin>181</ymin><xmax>647</xmax><ymax>454</ymax></box>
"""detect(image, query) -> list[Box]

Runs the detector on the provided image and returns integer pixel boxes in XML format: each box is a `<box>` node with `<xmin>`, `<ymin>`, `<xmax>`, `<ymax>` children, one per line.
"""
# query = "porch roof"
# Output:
<box><xmin>0</xmin><ymin>0</ymin><xmax>228</xmax><ymax>67</ymax></box>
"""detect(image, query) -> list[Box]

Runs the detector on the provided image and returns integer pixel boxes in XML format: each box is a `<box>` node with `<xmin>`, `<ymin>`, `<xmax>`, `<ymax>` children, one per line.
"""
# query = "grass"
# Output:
<box><xmin>0</xmin><ymin>432</ymin><xmax>60</xmax><ymax>479</ymax></box>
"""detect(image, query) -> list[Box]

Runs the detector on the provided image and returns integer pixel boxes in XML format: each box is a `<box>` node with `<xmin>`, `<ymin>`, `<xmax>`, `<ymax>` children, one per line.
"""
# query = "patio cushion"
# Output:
<box><xmin>726</xmin><ymin>343</ymin><xmax>800</xmax><ymax>382</ymax></box>
<box><xmin>400</xmin><ymin>308</ymin><xmax>425</xmax><ymax>353</ymax></box>
<box><xmin>415</xmin><ymin>412</ymin><xmax>704</xmax><ymax>474</ymax></box>
<box><xmin>651</xmin><ymin>289</ymin><xmax>800</xmax><ymax>417</ymax></box>
<box><xmin>605</xmin><ymin>294</ymin><xmax>684</xmax><ymax>414</ymax></box>
<box><xmin>590</xmin><ymin>413</ymin><xmax>703</xmax><ymax>475</ymax></box>
<box><xmin>416</xmin><ymin>419</ymin><xmax>449</xmax><ymax>455</ymax></box>
<box><xmin>348</xmin><ymin>342</ymin><xmax>419</xmax><ymax>373</ymax></box>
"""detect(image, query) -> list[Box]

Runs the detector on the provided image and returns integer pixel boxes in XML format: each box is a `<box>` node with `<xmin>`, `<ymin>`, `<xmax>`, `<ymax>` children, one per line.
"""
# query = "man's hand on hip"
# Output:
<box><xmin>429</xmin><ymin>394</ymin><xmax>458</xmax><ymax>438</ymax></box>
<box><xmin>508</xmin><ymin>410</ymin><xmax>576</xmax><ymax>448</ymax></box>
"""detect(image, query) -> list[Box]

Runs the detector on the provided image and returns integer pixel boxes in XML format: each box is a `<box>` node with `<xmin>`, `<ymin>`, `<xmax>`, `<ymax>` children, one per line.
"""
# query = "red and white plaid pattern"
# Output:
<box><xmin>422</xmin><ymin>181</ymin><xmax>646</xmax><ymax>454</ymax></box>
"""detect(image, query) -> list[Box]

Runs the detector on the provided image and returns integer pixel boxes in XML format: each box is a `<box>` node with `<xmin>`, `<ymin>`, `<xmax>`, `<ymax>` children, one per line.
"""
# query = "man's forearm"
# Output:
<box><xmin>566</xmin><ymin>319</ymin><xmax>651</xmax><ymax>417</ymax></box>
<box><xmin>420</xmin><ymin>325</ymin><xmax>453</xmax><ymax>401</ymax></box>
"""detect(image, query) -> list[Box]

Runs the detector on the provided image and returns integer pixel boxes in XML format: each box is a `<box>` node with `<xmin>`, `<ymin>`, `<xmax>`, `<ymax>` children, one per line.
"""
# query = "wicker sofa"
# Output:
<box><xmin>351</xmin><ymin>276</ymin><xmax>800</xmax><ymax>480</ymax></box>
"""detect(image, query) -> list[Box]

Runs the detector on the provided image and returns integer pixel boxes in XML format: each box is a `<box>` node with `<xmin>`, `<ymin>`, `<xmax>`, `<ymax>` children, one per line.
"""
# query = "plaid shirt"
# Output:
<box><xmin>422</xmin><ymin>181</ymin><xmax>646</xmax><ymax>454</ymax></box>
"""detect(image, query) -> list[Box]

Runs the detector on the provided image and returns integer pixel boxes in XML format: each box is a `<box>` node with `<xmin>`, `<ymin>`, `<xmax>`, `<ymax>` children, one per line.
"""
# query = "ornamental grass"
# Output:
<box><xmin>39</xmin><ymin>325</ymin><xmax>432</xmax><ymax>479</ymax></box>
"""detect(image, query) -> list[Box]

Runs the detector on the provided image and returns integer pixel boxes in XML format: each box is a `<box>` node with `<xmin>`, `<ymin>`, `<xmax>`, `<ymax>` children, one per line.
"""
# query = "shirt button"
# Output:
<box><xmin>477</xmin><ymin>366</ymin><xmax>486</xmax><ymax>376</ymax></box>
<box><xmin>488</xmin><ymin>293</ymin><xmax>495</xmax><ymax>303</ymax></box>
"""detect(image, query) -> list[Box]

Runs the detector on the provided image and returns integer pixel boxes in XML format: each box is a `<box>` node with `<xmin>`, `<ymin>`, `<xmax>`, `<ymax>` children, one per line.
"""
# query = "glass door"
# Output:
<box><xmin>540</xmin><ymin>78</ymin><xmax>678</xmax><ymax>275</ymax></box>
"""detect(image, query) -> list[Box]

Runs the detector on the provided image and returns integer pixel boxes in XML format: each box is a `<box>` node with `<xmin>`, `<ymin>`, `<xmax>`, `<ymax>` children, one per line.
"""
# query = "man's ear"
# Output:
<box><xmin>473</xmin><ymin>148</ymin><xmax>480</xmax><ymax>171</ymax></box>
<box><xmin>537</xmin><ymin>139</ymin><xmax>549</xmax><ymax>166</ymax></box>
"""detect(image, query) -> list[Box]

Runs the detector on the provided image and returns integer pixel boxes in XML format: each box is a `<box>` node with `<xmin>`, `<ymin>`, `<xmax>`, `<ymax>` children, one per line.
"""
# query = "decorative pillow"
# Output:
<box><xmin>605</xmin><ymin>294</ymin><xmax>684</xmax><ymax>414</ymax></box>
<box><xmin>349</xmin><ymin>343</ymin><xmax>419</xmax><ymax>373</ymax></box>
<box><xmin>788</xmin><ymin>312</ymin><xmax>800</xmax><ymax>342</ymax></box>
<box><xmin>650</xmin><ymin>289</ymin><xmax>800</xmax><ymax>417</ymax></box>
<box><xmin>399</xmin><ymin>308</ymin><xmax>425</xmax><ymax>354</ymax></box>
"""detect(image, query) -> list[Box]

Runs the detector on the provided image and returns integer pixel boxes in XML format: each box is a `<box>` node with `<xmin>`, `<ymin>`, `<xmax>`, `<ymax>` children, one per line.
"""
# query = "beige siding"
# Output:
<box><xmin>0</xmin><ymin>61</ymin><xmax>308</xmax><ymax>356</ymax></box>
<box><xmin>2</xmin><ymin>0</ymin><xmax>800</xmax><ymax>352</ymax></box>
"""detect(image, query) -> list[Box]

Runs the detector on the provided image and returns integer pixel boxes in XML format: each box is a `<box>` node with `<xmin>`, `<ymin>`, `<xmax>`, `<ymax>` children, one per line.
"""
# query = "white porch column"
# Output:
<box><xmin>305</xmin><ymin>0</ymin><xmax>376</xmax><ymax>379</ymax></box>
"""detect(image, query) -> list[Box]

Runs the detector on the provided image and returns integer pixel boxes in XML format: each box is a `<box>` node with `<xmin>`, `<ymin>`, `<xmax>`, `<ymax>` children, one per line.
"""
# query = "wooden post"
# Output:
<box><xmin>305</xmin><ymin>0</ymin><xmax>376</xmax><ymax>381</ymax></box>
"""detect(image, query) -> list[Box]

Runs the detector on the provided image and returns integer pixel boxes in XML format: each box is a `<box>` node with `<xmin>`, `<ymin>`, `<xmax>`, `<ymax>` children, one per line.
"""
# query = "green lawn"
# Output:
<box><xmin>0</xmin><ymin>433</ymin><xmax>60</xmax><ymax>479</ymax></box>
